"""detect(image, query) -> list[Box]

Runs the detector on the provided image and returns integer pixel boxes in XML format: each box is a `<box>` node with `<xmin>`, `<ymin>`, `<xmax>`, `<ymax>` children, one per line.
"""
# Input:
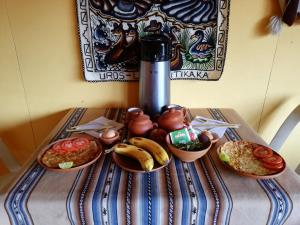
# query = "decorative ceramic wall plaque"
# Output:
<box><xmin>76</xmin><ymin>0</ymin><xmax>230</xmax><ymax>81</ymax></box>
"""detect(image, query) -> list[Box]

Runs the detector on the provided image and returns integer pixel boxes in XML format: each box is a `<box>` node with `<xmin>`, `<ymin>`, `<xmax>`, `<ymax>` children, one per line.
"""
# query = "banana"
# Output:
<box><xmin>128</xmin><ymin>137</ymin><xmax>169</xmax><ymax>165</ymax></box>
<box><xmin>114</xmin><ymin>143</ymin><xmax>154</xmax><ymax>171</ymax></box>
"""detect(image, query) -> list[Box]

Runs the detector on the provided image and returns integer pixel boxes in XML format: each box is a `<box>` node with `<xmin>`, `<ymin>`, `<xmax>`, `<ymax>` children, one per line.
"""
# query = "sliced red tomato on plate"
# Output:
<box><xmin>72</xmin><ymin>137</ymin><xmax>89</xmax><ymax>149</ymax></box>
<box><xmin>61</xmin><ymin>140</ymin><xmax>78</xmax><ymax>152</ymax></box>
<box><xmin>262</xmin><ymin>162</ymin><xmax>284</xmax><ymax>171</ymax></box>
<box><xmin>253</xmin><ymin>146</ymin><xmax>273</xmax><ymax>159</ymax></box>
<box><xmin>52</xmin><ymin>142</ymin><xmax>63</xmax><ymax>151</ymax></box>
<box><xmin>261</xmin><ymin>155</ymin><xmax>283</xmax><ymax>165</ymax></box>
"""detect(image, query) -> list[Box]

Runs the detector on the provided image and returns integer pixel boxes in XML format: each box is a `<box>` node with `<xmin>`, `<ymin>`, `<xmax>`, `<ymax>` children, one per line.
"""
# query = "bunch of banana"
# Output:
<box><xmin>128</xmin><ymin>137</ymin><xmax>169</xmax><ymax>166</ymax></box>
<box><xmin>114</xmin><ymin>143</ymin><xmax>154</xmax><ymax>171</ymax></box>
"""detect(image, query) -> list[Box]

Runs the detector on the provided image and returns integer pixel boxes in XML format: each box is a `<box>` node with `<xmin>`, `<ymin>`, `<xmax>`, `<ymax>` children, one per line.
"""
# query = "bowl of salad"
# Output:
<box><xmin>165</xmin><ymin>132</ymin><xmax>212</xmax><ymax>162</ymax></box>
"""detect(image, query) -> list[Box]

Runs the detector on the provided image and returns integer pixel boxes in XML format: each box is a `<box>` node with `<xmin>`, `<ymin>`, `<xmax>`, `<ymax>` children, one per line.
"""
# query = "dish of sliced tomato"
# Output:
<box><xmin>262</xmin><ymin>162</ymin><xmax>284</xmax><ymax>170</ymax></box>
<box><xmin>51</xmin><ymin>137</ymin><xmax>90</xmax><ymax>154</ymax></box>
<box><xmin>217</xmin><ymin>141</ymin><xmax>286</xmax><ymax>179</ymax></box>
<box><xmin>37</xmin><ymin>136</ymin><xmax>102</xmax><ymax>172</ymax></box>
<box><xmin>73</xmin><ymin>138</ymin><xmax>90</xmax><ymax>148</ymax></box>
<box><xmin>253</xmin><ymin>147</ymin><xmax>273</xmax><ymax>159</ymax></box>
<box><xmin>52</xmin><ymin>142</ymin><xmax>63</xmax><ymax>151</ymax></box>
<box><xmin>261</xmin><ymin>155</ymin><xmax>283</xmax><ymax>165</ymax></box>
<box><xmin>253</xmin><ymin>146</ymin><xmax>284</xmax><ymax>171</ymax></box>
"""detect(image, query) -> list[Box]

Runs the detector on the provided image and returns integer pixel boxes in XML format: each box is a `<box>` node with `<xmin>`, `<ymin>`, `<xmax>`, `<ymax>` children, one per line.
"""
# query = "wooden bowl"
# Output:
<box><xmin>165</xmin><ymin>134</ymin><xmax>212</xmax><ymax>162</ymax></box>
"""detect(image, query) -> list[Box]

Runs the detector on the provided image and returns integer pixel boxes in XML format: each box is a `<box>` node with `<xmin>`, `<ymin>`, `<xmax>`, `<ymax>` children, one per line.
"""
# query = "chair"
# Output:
<box><xmin>269</xmin><ymin>105</ymin><xmax>300</xmax><ymax>151</ymax></box>
<box><xmin>259</xmin><ymin>99</ymin><xmax>300</xmax><ymax>174</ymax></box>
<box><xmin>0</xmin><ymin>138</ymin><xmax>21</xmax><ymax>191</ymax></box>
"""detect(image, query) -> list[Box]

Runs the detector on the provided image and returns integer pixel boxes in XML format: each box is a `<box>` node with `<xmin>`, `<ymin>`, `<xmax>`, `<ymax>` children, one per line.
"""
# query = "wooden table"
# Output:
<box><xmin>1</xmin><ymin>108</ymin><xmax>300</xmax><ymax>225</ymax></box>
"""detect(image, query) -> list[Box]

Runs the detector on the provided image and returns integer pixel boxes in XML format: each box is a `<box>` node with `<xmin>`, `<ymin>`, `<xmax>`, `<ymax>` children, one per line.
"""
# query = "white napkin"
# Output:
<box><xmin>74</xmin><ymin>117</ymin><xmax>124</xmax><ymax>138</ymax></box>
<box><xmin>190</xmin><ymin>116</ymin><xmax>228</xmax><ymax>138</ymax></box>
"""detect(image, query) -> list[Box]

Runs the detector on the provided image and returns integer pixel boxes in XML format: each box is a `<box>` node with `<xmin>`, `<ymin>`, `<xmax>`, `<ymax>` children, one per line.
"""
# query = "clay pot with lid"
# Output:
<box><xmin>157</xmin><ymin>108</ymin><xmax>186</xmax><ymax>132</ymax></box>
<box><xmin>128</xmin><ymin>111</ymin><xmax>154</xmax><ymax>136</ymax></box>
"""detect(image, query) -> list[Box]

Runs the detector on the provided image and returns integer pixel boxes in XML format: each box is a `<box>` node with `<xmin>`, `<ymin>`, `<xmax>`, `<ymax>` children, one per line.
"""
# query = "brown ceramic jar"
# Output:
<box><xmin>128</xmin><ymin>111</ymin><xmax>154</xmax><ymax>136</ymax></box>
<box><xmin>157</xmin><ymin>108</ymin><xmax>186</xmax><ymax>132</ymax></box>
<box><xmin>126</xmin><ymin>107</ymin><xmax>143</xmax><ymax>122</ymax></box>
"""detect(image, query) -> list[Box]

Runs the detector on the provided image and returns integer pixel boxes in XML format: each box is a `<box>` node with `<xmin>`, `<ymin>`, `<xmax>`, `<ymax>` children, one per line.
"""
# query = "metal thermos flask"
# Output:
<box><xmin>139</xmin><ymin>34</ymin><xmax>171</xmax><ymax>118</ymax></box>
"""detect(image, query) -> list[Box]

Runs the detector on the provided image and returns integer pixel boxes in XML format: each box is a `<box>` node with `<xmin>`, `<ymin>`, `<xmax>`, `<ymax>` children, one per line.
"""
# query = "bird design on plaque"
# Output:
<box><xmin>77</xmin><ymin>0</ymin><xmax>229</xmax><ymax>81</ymax></box>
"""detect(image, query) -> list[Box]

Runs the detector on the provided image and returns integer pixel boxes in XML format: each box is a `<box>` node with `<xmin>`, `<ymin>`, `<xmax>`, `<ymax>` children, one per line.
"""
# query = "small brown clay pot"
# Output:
<box><xmin>128</xmin><ymin>111</ymin><xmax>154</xmax><ymax>136</ymax></box>
<box><xmin>157</xmin><ymin>108</ymin><xmax>186</xmax><ymax>132</ymax></box>
<box><xmin>127</xmin><ymin>107</ymin><xmax>143</xmax><ymax>122</ymax></box>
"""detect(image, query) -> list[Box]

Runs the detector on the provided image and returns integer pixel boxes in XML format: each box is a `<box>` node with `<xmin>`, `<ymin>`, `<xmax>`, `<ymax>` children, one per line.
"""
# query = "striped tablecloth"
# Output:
<box><xmin>1</xmin><ymin>108</ymin><xmax>300</xmax><ymax>225</ymax></box>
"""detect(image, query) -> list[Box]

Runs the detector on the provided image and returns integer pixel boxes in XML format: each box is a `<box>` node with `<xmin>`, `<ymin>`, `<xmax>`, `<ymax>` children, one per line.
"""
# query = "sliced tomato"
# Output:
<box><xmin>61</xmin><ymin>140</ymin><xmax>78</xmax><ymax>152</ymax></box>
<box><xmin>253</xmin><ymin>146</ymin><xmax>273</xmax><ymax>159</ymax></box>
<box><xmin>72</xmin><ymin>137</ymin><xmax>89</xmax><ymax>149</ymax></box>
<box><xmin>52</xmin><ymin>142</ymin><xmax>63</xmax><ymax>151</ymax></box>
<box><xmin>262</xmin><ymin>162</ymin><xmax>284</xmax><ymax>171</ymax></box>
<box><xmin>261</xmin><ymin>155</ymin><xmax>283</xmax><ymax>165</ymax></box>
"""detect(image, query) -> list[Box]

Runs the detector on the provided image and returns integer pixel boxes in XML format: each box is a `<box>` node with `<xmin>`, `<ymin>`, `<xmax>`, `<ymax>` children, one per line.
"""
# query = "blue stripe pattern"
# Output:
<box><xmin>141</xmin><ymin>173</ymin><xmax>149</xmax><ymax>225</ymax></box>
<box><xmin>125</xmin><ymin>172</ymin><xmax>133</xmax><ymax>225</ymax></box>
<box><xmin>66</xmin><ymin>169</ymin><xmax>84</xmax><ymax>225</ymax></box>
<box><xmin>188</xmin><ymin>109</ymin><xmax>233</xmax><ymax>225</ymax></box>
<box><xmin>79</xmin><ymin>164</ymin><xmax>97</xmax><ymax>225</ymax></box>
<box><xmin>109</xmin><ymin>165</ymin><xmax>122</xmax><ymax>225</ymax></box>
<box><xmin>206</xmin><ymin>109</ymin><xmax>234</xmax><ymax>225</ymax></box>
<box><xmin>199</xmin><ymin>159</ymin><xmax>220</xmax><ymax>225</ymax></box>
<box><xmin>259</xmin><ymin>179</ymin><xmax>293</xmax><ymax>225</ymax></box>
<box><xmin>164</xmin><ymin>166</ymin><xmax>174</xmax><ymax>225</ymax></box>
<box><xmin>174</xmin><ymin>158</ymin><xmax>191</xmax><ymax>225</ymax></box>
<box><xmin>4</xmin><ymin>108</ymin><xmax>86</xmax><ymax>225</ymax></box>
<box><xmin>91</xmin><ymin>156</ymin><xmax>112</xmax><ymax>225</ymax></box>
<box><xmin>188</xmin><ymin>162</ymin><xmax>207</xmax><ymax>225</ymax></box>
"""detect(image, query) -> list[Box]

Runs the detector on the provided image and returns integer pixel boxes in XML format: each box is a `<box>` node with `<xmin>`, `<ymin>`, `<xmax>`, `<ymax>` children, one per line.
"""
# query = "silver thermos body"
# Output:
<box><xmin>139</xmin><ymin>34</ymin><xmax>171</xmax><ymax>118</ymax></box>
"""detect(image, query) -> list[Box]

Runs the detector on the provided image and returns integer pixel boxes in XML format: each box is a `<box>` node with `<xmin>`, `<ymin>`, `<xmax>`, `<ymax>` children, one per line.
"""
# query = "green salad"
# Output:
<box><xmin>173</xmin><ymin>141</ymin><xmax>205</xmax><ymax>151</ymax></box>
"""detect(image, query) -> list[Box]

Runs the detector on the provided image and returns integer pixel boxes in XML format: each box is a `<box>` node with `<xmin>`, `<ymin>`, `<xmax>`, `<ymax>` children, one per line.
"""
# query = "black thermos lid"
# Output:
<box><xmin>140</xmin><ymin>33</ymin><xmax>171</xmax><ymax>62</ymax></box>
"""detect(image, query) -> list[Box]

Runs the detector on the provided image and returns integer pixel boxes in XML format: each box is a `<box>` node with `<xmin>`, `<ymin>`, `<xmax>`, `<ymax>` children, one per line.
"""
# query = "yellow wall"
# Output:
<box><xmin>1</xmin><ymin>0</ymin><xmax>299</xmax><ymax>170</ymax></box>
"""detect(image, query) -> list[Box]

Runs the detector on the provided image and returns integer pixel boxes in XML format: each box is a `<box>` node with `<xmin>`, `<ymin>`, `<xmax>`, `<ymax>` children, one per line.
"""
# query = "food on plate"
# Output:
<box><xmin>219</xmin><ymin>141</ymin><xmax>284</xmax><ymax>176</ymax></box>
<box><xmin>253</xmin><ymin>146</ymin><xmax>273</xmax><ymax>159</ymax></box>
<box><xmin>61</xmin><ymin>140</ymin><xmax>78</xmax><ymax>152</ymax></box>
<box><xmin>252</xmin><ymin>146</ymin><xmax>284</xmax><ymax>171</ymax></box>
<box><xmin>99</xmin><ymin>129</ymin><xmax>120</xmax><ymax>145</ymax></box>
<box><xmin>114</xmin><ymin>143</ymin><xmax>154</xmax><ymax>171</ymax></box>
<box><xmin>219</xmin><ymin>151</ymin><xmax>230</xmax><ymax>163</ymax></box>
<box><xmin>261</xmin><ymin>162</ymin><xmax>284</xmax><ymax>170</ymax></box>
<box><xmin>201</xmin><ymin>130</ymin><xmax>214</xmax><ymax>141</ymax></box>
<box><xmin>172</xmin><ymin>141</ymin><xmax>206</xmax><ymax>151</ymax></box>
<box><xmin>128</xmin><ymin>137</ymin><xmax>169</xmax><ymax>165</ymax></box>
<box><xmin>102</xmin><ymin>129</ymin><xmax>117</xmax><ymax>139</ymax></box>
<box><xmin>41</xmin><ymin>137</ymin><xmax>99</xmax><ymax>169</ymax></box>
<box><xmin>58</xmin><ymin>161</ymin><xmax>74</xmax><ymax>169</ymax></box>
<box><xmin>168</xmin><ymin>128</ymin><xmax>211</xmax><ymax>152</ymax></box>
<box><xmin>261</xmin><ymin>155</ymin><xmax>283</xmax><ymax>165</ymax></box>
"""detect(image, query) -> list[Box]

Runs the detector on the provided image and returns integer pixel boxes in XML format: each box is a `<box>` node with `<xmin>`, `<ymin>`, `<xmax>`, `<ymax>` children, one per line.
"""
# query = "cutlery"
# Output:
<box><xmin>104</xmin><ymin>139</ymin><xmax>128</xmax><ymax>154</ymax></box>
<box><xmin>192</xmin><ymin>123</ymin><xmax>240</xmax><ymax>129</ymax></box>
<box><xmin>66</xmin><ymin>125</ymin><xmax>113</xmax><ymax>133</ymax></box>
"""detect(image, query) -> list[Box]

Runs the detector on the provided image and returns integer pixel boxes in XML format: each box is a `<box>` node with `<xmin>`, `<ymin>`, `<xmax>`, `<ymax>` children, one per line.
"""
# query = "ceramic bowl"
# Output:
<box><xmin>165</xmin><ymin>133</ymin><xmax>212</xmax><ymax>162</ymax></box>
<box><xmin>99</xmin><ymin>131</ymin><xmax>120</xmax><ymax>145</ymax></box>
